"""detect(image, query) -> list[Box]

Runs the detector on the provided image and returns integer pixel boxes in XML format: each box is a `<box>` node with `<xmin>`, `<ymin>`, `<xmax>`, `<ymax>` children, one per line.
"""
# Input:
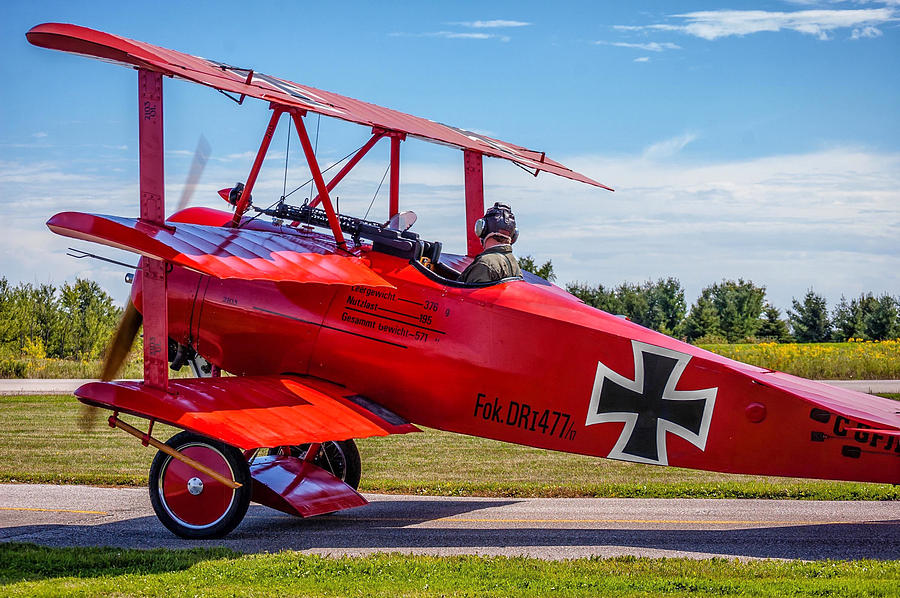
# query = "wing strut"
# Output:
<box><xmin>309</xmin><ymin>129</ymin><xmax>386</xmax><ymax>209</ymax></box>
<box><xmin>290</xmin><ymin>109</ymin><xmax>347</xmax><ymax>247</ymax></box>
<box><xmin>231</xmin><ymin>107</ymin><xmax>284</xmax><ymax>226</ymax></box>
<box><xmin>138</xmin><ymin>68</ymin><xmax>169</xmax><ymax>390</ymax></box>
<box><xmin>464</xmin><ymin>150</ymin><xmax>485</xmax><ymax>257</ymax></box>
<box><xmin>389</xmin><ymin>133</ymin><xmax>403</xmax><ymax>218</ymax></box>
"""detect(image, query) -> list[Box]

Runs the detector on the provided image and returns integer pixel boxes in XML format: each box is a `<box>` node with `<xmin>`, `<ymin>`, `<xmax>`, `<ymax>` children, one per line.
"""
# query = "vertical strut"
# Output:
<box><xmin>139</xmin><ymin>70</ymin><xmax>165</xmax><ymax>225</ymax></box>
<box><xmin>389</xmin><ymin>135</ymin><xmax>401</xmax><ymax>218</ymax></box>
<box><xmin>464</xmin><ymin>150</ymin><xmax>485</xmax><ymax>257</ymax></box>
<box><xmin>138</xmin><ymin>69</ymin><xmax>168</xmax><ymax>390</ymax></box>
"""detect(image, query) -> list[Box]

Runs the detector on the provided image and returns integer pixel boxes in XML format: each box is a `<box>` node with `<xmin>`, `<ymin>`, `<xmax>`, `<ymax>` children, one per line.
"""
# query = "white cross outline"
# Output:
<box><xmin>585</xmin><ymin>340</ymin><xmax>717</xmax><ymax>466</ymax></box>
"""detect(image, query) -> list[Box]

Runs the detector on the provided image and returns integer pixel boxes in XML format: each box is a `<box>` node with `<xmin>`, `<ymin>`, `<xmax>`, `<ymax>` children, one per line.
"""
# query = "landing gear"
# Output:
<box><xmin>268</xmin><ymin>440</ymin><xmax>361</xmax><ymax>489</ymax></box>
<box><xmin>149</xmin><ymin>431</ymin><xmax>251</xmax><ymax>539</ymax></box>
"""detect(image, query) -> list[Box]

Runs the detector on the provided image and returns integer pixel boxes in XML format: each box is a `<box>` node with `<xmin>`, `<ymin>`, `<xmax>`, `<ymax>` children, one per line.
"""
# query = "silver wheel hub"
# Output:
<box><xmin>187</xmin><ymin>477</ymin><xmax>204</xmax><ymax>496</ymax></box>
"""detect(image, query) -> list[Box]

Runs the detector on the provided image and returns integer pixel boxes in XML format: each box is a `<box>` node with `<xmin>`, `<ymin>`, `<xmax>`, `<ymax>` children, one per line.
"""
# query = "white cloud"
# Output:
<box><xmin>390</xmin><ymin>31</ymin><xmax>509</xmax><ymax>42</ymax></box>
<box><xmin>453</xmin><ymin>20</ymin><xmax>530</xmax><ymax>28</ymax></box>
<box><xmin>641</xmin><ymin>133</ymin><xmax>697</xmax><ymax>160</ymax></box>
<box><xmin>595</xmin><ymin>41</ymin><xmax>682</xmax><ymax>52</ymax></box>
<box><xmin>618</xmin><ymin>8</ymin><xmax>896</xmax><ymax>41</ymax></box>
<box><xmin>634</xmin><ymin>57</ymin><xmax>650</xmax><ymax>63</ymax></box>
<box><xmin>851</xmin><ymin>25</ymin><xmax>883</xmax><ymax>37</ymax></box>
<box><xmin>32</xmin><ymin>132</ymin><xmax>48</xmax><ymax>139</ymax></box>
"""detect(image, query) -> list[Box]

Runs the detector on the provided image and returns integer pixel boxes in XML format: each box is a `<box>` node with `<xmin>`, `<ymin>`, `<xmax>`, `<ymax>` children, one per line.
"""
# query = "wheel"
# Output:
<box><xmin>268</xmin><ymin>440</ymin><xmax>361</xmax><ymax>490</ymax></box>
<box><xmin>149</xmin><ymin>431</ymin><xmax>251</xmax><ymax>539</ymax></box>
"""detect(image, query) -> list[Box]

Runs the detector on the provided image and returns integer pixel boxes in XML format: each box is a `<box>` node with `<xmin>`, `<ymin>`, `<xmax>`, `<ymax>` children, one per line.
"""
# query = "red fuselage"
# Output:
<box><xmin>137</xmin><ymin>209</ymin><xmax>899</xmax><ymax>485</ymax></box>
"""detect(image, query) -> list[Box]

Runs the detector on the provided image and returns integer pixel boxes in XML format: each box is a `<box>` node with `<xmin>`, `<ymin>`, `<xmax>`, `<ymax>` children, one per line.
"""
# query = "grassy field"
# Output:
<box><xmin>700</xmin><ymin>340</ymin><xmax>900</xmax><ymax>379</ymax></box>
<box><xmin>1</xmin><ymin>355</ymin><xmax>186</xmax><ymax>379</ymax></box>
<box><xmin>1</xmin><ymin>394</ymin><xmax>896</xmax><ymax>500</ymax></box>
<box><xmin>2</xmin><ymin>543</ymin><xmax>897</xmax><ymax>597</ymax></box>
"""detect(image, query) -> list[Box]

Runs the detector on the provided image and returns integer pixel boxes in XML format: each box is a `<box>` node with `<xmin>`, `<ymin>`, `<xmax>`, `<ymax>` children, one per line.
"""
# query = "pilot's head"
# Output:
<box><xmin>475</xmin><ymin>202</ymin><xmax>518</xmax><ymax>245</ymax></box>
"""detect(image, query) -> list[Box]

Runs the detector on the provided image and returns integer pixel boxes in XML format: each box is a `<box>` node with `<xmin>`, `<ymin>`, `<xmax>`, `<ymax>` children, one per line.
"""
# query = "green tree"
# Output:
<box><xmin>0</xmin><ymin>277</ymin><xmax>122</xmax><ymax>360</ymax></box>
<box><xmin>686</xmin><ymin>279</ymin><xmax>766</xmax><ymax>342</ymax></box>
<box><xmin>614</xmin><ymin>282</ymin><xmax>650</xmax><ymax>327</ymax></box>
<box><xmin>864</xmin><ymin>295</ymin><xmax>899</xmax><ymax>340</ymax></box>
<box><xmin>566</xmin><ymin>282</ymin><xmax>620</xmax><ymax>313</ymax></box>
<box><xmin>57</xmin><ymin>279</ymin><xmax>120</xmax><ymax>359</ymax></box>
<box><xmin>518</xmin><ymin>255</ymin><xmax>556</xmax><ymax>283</ymax></box>
<box><xmin>831</xmin><ymin>294</ymin><xmax>871</xmax><ymax>341</ymax></box>
<box><xmin>644</xmin><ymin>277</ymin><xmax>686</xmax><ymax>337</ymax></box>
<box><xmin>566</xmin><ymin>278</ymin><xmax>685</xmax><ymax>336</ymax></box>
<box><xmin>789</xmin><ymin>290</ymin><xmax>831</xmax><ymax>342</ymax></box>
<box><xmin>757</xmin><ymin>304</ymin><xmax>791</xmax><ymax>342</ymax></box>
<box><xmin>684</xmin><ymin>294</ymin><xmax>722</xmax><ymax>342</ymax></box>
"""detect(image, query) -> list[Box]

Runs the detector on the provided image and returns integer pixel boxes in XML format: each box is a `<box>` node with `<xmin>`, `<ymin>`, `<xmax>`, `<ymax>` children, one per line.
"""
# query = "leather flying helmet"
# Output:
<box><xmin>474</xmin><ymin>202</ymin><xmax>518</xmax><ymax>244</ymax></box>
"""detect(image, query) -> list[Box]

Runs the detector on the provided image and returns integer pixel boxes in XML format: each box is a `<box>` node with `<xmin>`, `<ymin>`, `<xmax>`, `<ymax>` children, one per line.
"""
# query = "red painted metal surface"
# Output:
<box><xmin>96</xmin><ymin>228</ymin><xmax>900</xmax><ymax>484</ymax></box>
<box><xmin>160</xmin><ymin>445</ymin><xmax>237</xmax><ymax>526</ymax></box>
<box><xmin>231</xmin><ymin>107</ymin><xmax>283</xmax><ymax>226</ymax></box>
<box><xmin>138</xmin><ymin>69</ymin><xmax>164</xmax><ymax>225</ymax></box>
<box><xmin>389</xmin><ymin>135</ymin><xmax>401</xmax><ymax>218</ymax></box>
<box><xmin>464</xmin><ymin>150</ymin><xmax>485</xmax><ymax>257</ymax></box>
<box><xmin>137</xmin><ymin>69</ymin><xmax>168</xmax><ymax>390</ymax></box>
<box><xmin>250</xmin><ymin>456</ymin><xmax>367</xmax><ymax>517</ymax></box>
<box><xmin>167</xmin><ymin>206</ymin><xmax>234</xmax><ymax>227</ymax></box>
<box><xmin>46</xmin><ymin>212</ymin><xmax>392</xmax><ymax>286</ymax></box>
<box><xmin>26</xmin><ymin>22</ymin><xmax>612</xmax><ymax>190</ymax></box>
<box><xmin>141</xmin><ymin>258</ymin><xmax>168</xmax><ymax>389</ymax></box>
<box><xmin>75</xmin><ymin>375</ymin><xmax>419</xmax><ymax>451</ymax></box>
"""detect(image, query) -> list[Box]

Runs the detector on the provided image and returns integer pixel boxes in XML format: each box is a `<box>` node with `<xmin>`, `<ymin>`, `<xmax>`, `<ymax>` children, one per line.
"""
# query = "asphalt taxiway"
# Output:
<box><xmin>1</xmin><ymin>484</ymin><xmax>897</xmax><ymax>560</ymax></box>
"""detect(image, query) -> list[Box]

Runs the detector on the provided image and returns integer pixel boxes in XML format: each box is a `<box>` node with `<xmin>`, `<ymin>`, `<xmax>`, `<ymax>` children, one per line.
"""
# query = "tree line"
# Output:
<box><xmin>518</xmin><ymin>256</ymin><xmax>899</xmax><ymax>343</ymax></box>
<box><xmin>1</xmin><ymin>262</ymin><xmax>898</xmax><ymax>365</ymax></box>
<box><xmin>0</xmin><ymin>277</ymin><xmax>121</xmax><ymax>361</ymax></box>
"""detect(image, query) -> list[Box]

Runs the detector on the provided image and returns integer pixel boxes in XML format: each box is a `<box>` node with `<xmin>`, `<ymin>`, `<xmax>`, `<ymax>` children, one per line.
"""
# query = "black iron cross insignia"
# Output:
<box><xmin>585</xmin><ymin>341</ymin><xmax>717</xmax><ymax>466</ymax></box>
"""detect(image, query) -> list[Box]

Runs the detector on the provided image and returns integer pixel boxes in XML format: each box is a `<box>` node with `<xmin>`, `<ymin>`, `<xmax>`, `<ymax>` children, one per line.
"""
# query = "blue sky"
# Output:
<box><xmin>1</xmin><ymin>0</ymin><xmax>898</xmax><ymax>312</ymax></box>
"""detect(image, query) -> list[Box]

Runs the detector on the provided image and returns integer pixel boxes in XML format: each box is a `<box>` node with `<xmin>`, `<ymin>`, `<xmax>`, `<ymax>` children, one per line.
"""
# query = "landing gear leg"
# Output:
<box><xmin>270</xmin><ymin>440</ymin><xmax>361</xmax><ymax>490</ymax></box>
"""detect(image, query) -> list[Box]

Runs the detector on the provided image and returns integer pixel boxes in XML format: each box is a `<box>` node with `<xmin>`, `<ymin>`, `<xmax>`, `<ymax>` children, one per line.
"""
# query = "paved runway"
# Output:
<box><xmin>1</xmin><ymin>484</ymin><xmax>897</xmax><ymax>560</ymax></box>
<box><xmin>3</xmin><ymin>378</ymin><xmax>898</xmax><ymax>395</ymax></box>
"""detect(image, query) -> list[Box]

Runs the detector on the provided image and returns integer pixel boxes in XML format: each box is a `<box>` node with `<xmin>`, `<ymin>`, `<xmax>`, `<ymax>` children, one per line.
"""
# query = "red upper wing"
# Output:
<box><xmin>27</xmin><ymin>22</ymin><xmax>611</xmax><ymax>190</ymax></box>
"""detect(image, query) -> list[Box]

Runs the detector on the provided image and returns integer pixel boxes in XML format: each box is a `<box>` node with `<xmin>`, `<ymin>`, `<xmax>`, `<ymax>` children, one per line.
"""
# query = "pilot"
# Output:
<box><xmin>458</xmin><ymin>202</ymin><xmax>522</xmax><ymax>284</ymax></box>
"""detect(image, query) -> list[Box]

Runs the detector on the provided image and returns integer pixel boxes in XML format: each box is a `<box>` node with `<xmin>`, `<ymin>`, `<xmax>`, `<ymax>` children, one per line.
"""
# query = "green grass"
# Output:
<box><xmin>2</xmin><ymin>543</ymin><xmax>897</xmax><ymax>597</ymax></box>
<box><xmin>1</xmin><ymin>394</ymin><xmax>896</xmax><ymax>500</ymax></box>
<box><xmin>1</xmin><ymin>355</ymin><xmax>192</xmax><ymax>379</ymax></box>
<box><xmin>699</xmin><ymin>340</ymin><xmax>900</xmax><ymax>379</ymax></box>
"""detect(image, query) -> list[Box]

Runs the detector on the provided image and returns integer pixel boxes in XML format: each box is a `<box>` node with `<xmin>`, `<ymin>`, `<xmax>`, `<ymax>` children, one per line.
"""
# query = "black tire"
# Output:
<box><xmin>149</xmin><ymin>431</ymin><xmax>251</xmax><ymax>539</ymax></box>
<box><xmin>268</xmin><ymin>440</ymin><xmax>361</xmax><ymax>490</ymax></box>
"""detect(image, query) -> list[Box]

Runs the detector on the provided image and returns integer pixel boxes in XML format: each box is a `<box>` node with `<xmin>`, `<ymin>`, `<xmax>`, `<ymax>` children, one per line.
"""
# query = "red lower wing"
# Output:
<box><xmin>76</xmin><ymin>375</ymin><xmax>419</xmax><ymax>450</ymax></box>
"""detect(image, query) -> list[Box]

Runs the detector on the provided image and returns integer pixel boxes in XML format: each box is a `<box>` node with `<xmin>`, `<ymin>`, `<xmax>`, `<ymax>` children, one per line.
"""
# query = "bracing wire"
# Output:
<box><xmin>240</xmin><ymin>141</ymin><xmax>367</xmax><ymax>227</ymax></box>
<box><xmin>305</xmin><ymin>114</ymin><xmax>321</xmax><ymax>202</ymax></box>
<box><xmin>283</xmin><ymin>141</ymin><xmax>366</xmax><ymax>201</ymax></box>
<box><xmin>281</xmin><ymin>125</ymin><xmax>290</xmax><ymax>203</ymax></box>
<box><xmin>364</xmin><ymin>162</ymin><xmax>391</xmax><ymax>221</ymax></box>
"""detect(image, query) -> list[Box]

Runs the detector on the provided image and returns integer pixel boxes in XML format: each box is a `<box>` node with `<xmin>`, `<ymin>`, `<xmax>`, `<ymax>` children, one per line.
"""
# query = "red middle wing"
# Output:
<box><xmin>47</xmin><ymin>211</ymin><xmax>392</xmax><ymax>286</ymax></box>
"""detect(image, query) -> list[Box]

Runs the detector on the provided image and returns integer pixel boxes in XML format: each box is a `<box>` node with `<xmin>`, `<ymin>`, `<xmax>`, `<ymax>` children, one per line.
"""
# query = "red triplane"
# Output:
<box><xmin>28</xmin><ymin>23</ymin><xmax>898</xmax><ymax>538</ymax></box>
